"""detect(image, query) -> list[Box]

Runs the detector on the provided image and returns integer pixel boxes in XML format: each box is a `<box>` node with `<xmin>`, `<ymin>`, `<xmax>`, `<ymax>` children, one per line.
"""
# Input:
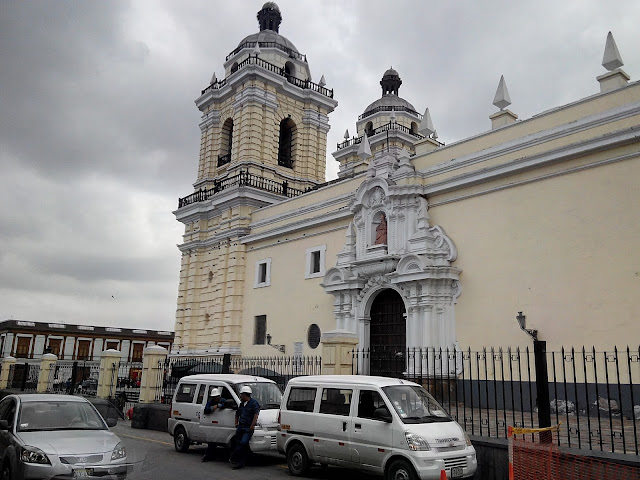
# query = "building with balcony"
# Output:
<box><xmin>0</xmin><ymin>319</ymin><xmax>174</xmax><ymax>362</ymax></box>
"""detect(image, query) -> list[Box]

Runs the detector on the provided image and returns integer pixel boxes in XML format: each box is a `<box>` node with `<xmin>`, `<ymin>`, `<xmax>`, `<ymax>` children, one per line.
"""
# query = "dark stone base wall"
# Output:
<box><xmin>469</xmin><ymin>436</ymin><xmax>509</xmax><ymax>480</ymax></box>
<box><xmin>131</xmin><ymin>403</ymin><xmax>170</xmax><ymax>432</ymax></box>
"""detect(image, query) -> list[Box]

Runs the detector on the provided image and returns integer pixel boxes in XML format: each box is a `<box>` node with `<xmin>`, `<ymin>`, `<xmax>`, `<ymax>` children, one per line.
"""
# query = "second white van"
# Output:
<box><xmin>277</xmin><ymin>375</ymin><xmax>476</xmax><ymax>480</ymax></box>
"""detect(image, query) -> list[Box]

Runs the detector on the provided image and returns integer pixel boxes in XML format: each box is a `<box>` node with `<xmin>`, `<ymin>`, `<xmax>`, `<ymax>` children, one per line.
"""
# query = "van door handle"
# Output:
<box><xmin>354</xmin><ymin>423</ymin><xmax>361</xmax><ymax>429</ymax></box>
<box><xmin>342</xmin><ymin>422</ymin><xmax>347</xmax><ymax>432</ymax></box>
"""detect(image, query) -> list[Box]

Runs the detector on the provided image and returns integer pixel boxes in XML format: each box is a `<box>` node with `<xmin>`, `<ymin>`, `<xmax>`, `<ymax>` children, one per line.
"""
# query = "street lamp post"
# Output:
<box><xmin>516</xmin><ymin>311</ymin><xmax>552</xmax><ymax>442</ymax></box>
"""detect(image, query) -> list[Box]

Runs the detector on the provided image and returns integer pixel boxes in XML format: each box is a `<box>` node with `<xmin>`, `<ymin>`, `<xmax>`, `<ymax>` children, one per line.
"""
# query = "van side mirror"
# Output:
<box><xmin>373</xmin><ymin>407</ymin><xmax>392</xmax><ymax>423</ymax></box>
<box><xmin>105</xmin><ymin>417</ymin><xmax>118</xmax><ymax>428</ymax></box>
<box><xmin>0</xmin><ymin>420</ymin><xmax>9</xmax><ymax>430</ymax></box>
<box><xmin>224</xmin><ymin>399</ymin><xmax>238</xmax><ymax>410</ymax></box>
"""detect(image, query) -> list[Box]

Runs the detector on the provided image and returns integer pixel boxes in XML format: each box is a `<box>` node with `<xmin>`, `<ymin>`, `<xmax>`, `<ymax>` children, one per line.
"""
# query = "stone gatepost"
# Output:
<box><xmin>97</xmin><ymin>349</ymin><xmax>122</xmax><ymax>399</ymax></box>
<box><xmin>0</xmin><ymin>356</ymin><xmax>17</xmax><ymax>390</ymax></box>
<box><xmin>321</xmin><ymin>329</ymin><xmax>359</xmax><ymax>376</ymax></box>
<box><xmin>139</xmin><ymin>345</ymin><xmax>169</xmax><ymax>404</ymax></box>
<box><xmin>36</xmin><ymin>353</ymin><xmax>58</xmax><ymax>393</ymax></box>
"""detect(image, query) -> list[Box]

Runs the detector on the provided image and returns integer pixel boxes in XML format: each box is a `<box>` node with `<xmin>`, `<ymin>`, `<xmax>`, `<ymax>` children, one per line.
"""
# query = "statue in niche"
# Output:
<box><xmin>375</xmin><ymin>214</ymin><xmax>388</xmax><ymax>245</ymax></box>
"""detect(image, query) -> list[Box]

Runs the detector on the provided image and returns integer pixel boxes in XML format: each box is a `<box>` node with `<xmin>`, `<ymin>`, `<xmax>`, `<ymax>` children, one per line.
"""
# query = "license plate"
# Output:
<box><xmin>450</xmin><ymin>466</ymin><xmax>464</xmax><ymax>478</ymax></box>
<box><xmin>73</xmin><ymin>468</ymin><xmax>93</xmax><ymax>478</ymax></box>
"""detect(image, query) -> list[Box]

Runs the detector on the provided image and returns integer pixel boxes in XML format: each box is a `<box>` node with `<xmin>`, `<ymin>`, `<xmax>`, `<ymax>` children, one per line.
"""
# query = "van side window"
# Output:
<box><xmin>357</xmin><ymin>390</ymin><xmax>387</xmax><ymax>419</ymax></box>
<box><xmin>175</xmin><ymin>383</ymin><xmax>197</xmax><ymax>403</ymax></box>
<box><xmin>220</xmin><ymin>387</ymin><xmax>234</xmax><ymax>401</ymax></box>
<box><xmin>286</xmin><ymin>387</ymin><xmax>316</xmax><ymax>412</ymax></box>
<box><xmin>196</xmin><ymin>385</ymin><xmax>206</xmax><ymax>405</ymax></box>
<box><xmin>319</xmin><ymin>388</ymin><xmax>352</xmax><ymax>416</ymax></box>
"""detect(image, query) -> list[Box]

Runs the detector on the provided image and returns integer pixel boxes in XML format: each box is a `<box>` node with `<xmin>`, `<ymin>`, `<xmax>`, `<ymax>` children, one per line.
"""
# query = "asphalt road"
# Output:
<box><xmin>111</xmin><ymin>420</ymin><xmax>372</xmax><ymax>480</ymax></box>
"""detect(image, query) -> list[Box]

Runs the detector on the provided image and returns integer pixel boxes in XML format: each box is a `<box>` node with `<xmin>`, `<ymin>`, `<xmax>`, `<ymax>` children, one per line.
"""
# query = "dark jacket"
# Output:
<box><xmin>204</xmin><ymin>397</ymin><xmax>226</xmax><ymax>415</ymax></box>
<box><xmin>235</xmin><ymin>397</ymin><xmax>260</xmax><ymax>427</ymax></box>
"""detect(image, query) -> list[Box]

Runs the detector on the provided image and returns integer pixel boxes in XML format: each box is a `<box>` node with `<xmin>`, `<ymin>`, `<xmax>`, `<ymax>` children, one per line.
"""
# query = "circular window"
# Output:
<box><xmin>307</xmin><ymin>324</ymin><xmax>321</xmax><ymax>349</ymax></box>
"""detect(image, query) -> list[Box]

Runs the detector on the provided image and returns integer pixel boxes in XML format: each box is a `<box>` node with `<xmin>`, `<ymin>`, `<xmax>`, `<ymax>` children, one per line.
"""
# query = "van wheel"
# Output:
<box><xmin>287</xmin><ymin>444</ymin><xmax>310</xmax><ymax>476</ymax></box>
<box><xmin>1</xmin><ymin>462</ymin><xmax>11</xmax><ymax>480</ymax></box>
<box><xmin>174</xmin><ymin>426</ymin><xmax>190</xmax><ymax>452</ymax></box>
<box><xmin>387</xmin><ymin>459</ymin><xmax>416</xmax><ymax>480</ymax></box>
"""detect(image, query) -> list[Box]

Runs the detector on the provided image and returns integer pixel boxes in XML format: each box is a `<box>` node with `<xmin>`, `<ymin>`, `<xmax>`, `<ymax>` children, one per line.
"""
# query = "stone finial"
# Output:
<box><xmin>210</xmin><ymin>72</ymin><xmax>217</xmax><ymax>84</ymax></box>
<box><xmin>493</xmin><ymin>75</ymin><xmax>512</xmax><ymax>110</ymax></box>
<box><xmin>418</xmin><ymin>107</ymin><xmax>435</xmax><ymax>137</ymax></box>
<box><xmin>602</xmin><ymin>31</ymin><xmax>624</xmax><ymax>71</ymax></box>
<box><xmin>253</xmin><ymin>42</ymin><xmax>261</xmax><ymax>56</ymax></box>
<box><xmin>318</xmin><ymin>75</ymin><xmax>326</xmax><ymax>87</ymax></box>
<box><xmin>344</xmin><ymin>129</ymin><xmax>350</xmax><ymax>140</ymax></box>
<box><xmin>357</xmin><ymin>132</ymin><xmax>372</xmax><ymax>161</ymax></box>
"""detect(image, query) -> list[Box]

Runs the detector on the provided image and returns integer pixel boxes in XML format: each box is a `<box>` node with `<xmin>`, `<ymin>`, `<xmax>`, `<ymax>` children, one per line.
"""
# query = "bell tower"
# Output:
<box><xmin>172</xmin><ymin>3</ymin><xmax>337</xmax><ymax>355</ymax></box>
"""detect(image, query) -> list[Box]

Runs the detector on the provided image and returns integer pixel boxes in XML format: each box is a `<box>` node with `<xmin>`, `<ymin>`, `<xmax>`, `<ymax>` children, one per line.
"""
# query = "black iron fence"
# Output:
<box><xmin>109</xmin><ymin>361</ymin><xmax>143</xmax><ymax>412</ymax></box>
<box><xmin>157</xmin><ymin>355</ymin><xmax>322</xmax><ymax>403</ymax></box>
<box><xmin>9</xmin><ymin>362</ymin><xmax>39</xmax><ymax>392</ymax></box>
<box><xmin>352</xmin><ymin>346</ymin><xmax>640</xmax><ymax>455</ymax></box>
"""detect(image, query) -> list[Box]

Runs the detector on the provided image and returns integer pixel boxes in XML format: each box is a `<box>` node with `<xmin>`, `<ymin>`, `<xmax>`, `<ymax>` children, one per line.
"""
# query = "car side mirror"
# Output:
<box><xmin>106</xmin><ymin>417</ymin><xmax>118</xmax><ymax>428</ymax></box>
<box><xmin>224</xmin><ymin>399</ymin><xmax>238</xmax><ymax>410</ymax></box>
<box><xmin>373</xmin><ymin>407</ymin><xmax>392</xmax><ymax>423</ymax></box>
<box><xmin>0</xmin><ymin>420</ymin><xmax>9</xmax><ymax>430</ymax></box>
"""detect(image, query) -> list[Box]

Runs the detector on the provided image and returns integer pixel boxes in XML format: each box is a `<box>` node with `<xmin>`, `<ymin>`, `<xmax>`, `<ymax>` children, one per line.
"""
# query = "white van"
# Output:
<box><xmin>168</xmin><ymin>374</ymin><xmax>282</xmax><ymax>454</ymax></box>
<box><xmin>277</xmin><ymin>375</ymin><xmax>476</xmax><ymax>480</ymax></box>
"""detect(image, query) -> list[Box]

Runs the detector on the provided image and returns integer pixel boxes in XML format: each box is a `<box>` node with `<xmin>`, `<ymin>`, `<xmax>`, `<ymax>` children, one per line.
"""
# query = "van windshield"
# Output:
<box><xmin>234</xmin><ymin>382</ymin><xmax>282</xmax><ymax>409</ymax></box>
<box><xmin>382</xmin><ymin>385</ymin><xmax>451</xmax><ymax>424</ymax></box>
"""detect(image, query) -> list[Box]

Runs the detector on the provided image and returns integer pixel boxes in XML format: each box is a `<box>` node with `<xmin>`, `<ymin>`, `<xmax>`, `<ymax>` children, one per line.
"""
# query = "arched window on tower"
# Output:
<box><xmin>365</xmin><ymin>121</ymin><xmax>374</xmax><ymax>137</ymax></box>
<box><xmin>218</xmin><ymin>118</ymin><xmax>233</xmax><ymax>167</ymax></box>
<box><xmin>278</xmin><ymin>118</ymin><xmax>296</xmax><ymax>169</ymax></box>
<box><xmin>284</xmin><ymin>61</ymin><xmax>295</xmax><ymax>83</ymax></box>
<box><xmin>410</xmin><ymin>122</ymin><xmax>418</xmax><ymax>135</ymax></box>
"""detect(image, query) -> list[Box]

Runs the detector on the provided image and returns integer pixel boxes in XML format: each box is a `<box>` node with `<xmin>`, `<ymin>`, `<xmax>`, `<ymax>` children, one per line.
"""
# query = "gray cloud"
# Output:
<box><xmin>1</xmin><ymin>0</ymin><xmax>639</xmax><ymax>330</ymax></box>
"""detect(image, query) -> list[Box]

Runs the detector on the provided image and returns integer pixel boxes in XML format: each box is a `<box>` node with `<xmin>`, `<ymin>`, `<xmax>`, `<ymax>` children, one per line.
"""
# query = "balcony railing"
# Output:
<box><xmin>178</xmin><ymin>171</ymin><xmax>306</xmax><ymax>208</ymax></box>
<box><xmin>226</xmin><ymin>41</ymin><xmax>307</xmax><ymax>62</ymax></box>
<box><xmin>337</xmin><ymin>121</ymin><xmax>424</xmax><ymax>150</ymax></box>
<box><xmin>201</xmin><ymin>55</ymin><xmax>333</xmax><ymax>99</ymax></box>
<box><xmin>358</xmin><ymin>105</ymin><xmax>424</xmax><ymax>121</ymax></box>
<box><xmin>217</xmin><ymin>153</ymin><xmax>231</xmax><ymax>167</ymax></box>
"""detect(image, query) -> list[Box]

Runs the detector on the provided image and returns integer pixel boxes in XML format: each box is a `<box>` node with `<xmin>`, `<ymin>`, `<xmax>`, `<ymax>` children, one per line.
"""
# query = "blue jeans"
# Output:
<box><xmin>230</xmin><ymin>426</ymin><xmax>253</xmax><ymax>466</ymax></box>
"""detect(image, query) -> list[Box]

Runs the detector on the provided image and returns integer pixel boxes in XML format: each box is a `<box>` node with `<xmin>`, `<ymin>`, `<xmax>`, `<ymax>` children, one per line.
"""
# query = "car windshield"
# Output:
<box><xmin>382</xmin><ymin>385</ymin><xmax>451</xmax><ymax>424</ymax></box>
<box><xmin>18</xmin><ymin>401</ymin><xmax>107</xmax><ymax>432</ymax></box>
<box><xmin>234</xmin><ymin>382</ymin><xmax>282</xmax><ymax>409</ymax></box>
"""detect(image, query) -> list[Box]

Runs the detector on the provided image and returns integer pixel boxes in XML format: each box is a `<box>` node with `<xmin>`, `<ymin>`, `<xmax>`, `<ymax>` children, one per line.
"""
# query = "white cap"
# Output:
<box><xmin>210</xmin><ymin>388</ymin><xmax>221</xmax><ymax>397</ymax></box>
<box><xmin>239</xmin><ymin>386</ymin><xmax>252</xmax><ymax>395</ymax></box>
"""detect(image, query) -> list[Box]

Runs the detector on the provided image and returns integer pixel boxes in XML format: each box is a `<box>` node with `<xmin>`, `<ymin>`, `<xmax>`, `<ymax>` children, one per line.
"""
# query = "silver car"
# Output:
<box><xmin>0</xmin><ymin>394</ymin><xmax>128</xmax><ymax>480</ymax></box>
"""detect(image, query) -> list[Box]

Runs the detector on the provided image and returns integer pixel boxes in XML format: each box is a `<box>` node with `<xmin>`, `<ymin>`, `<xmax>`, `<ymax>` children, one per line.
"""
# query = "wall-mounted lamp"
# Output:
<box><xmin>516</xmin><ymin>311</ymin><xmax>537</xmax><ymax>341</ymax></box>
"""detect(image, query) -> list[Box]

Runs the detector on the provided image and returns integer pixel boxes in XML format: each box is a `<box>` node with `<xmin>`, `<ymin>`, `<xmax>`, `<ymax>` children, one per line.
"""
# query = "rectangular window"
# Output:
<box><xmin>132</xmin><ymin>343</ymin><xmax>144</xmax><ymax>362</ymax></box>
<box><xmin>319</xmin><ymin>388</ymin><xmax>352</xmax><ymax>416</ymax></box>
<box><xmin>357</xmin><ymin>390</ymin><xmax>388</xmax><ymax>419</ymax></box>
<box><xmin>286</xmin><ymin>387</ymin><xmax>316</xmax><ymax>412</ymax></box>
<box><xmin>105</xmin><ymin>341</ymin><xmax>119</xmax><ymax>351</ymax></box>
<box><xmin>175</xmin><ymin>383</ymin><xmax>197</xmax><ymax>403</ymax></box>
<box><xmin>15</xmin><ymin>337</ymin><xmax>31</xmax><ymax>358</ymax></box>
<box><xmin>254</xmin><ymin>315</ymin><xmax>267</xmax><ymax>345</ymax></box>
<box><xmin>77</xmin><ymin>340</ymin><xmax>91</xmax><ymax>360</ymax></box>
<box><xmin>48</xmin><ymin>339</ymin><xmax>62</xmax><ymax>357</ymax></box>
<box><xmin>254</xmin><ymin>258</ymin><xmax>272</xmax><ymax>288</ymax></box>
<box><xmin>305</xmin><ymin>245</ymin><xmax>326</xmax><ymax>279</ymax></box>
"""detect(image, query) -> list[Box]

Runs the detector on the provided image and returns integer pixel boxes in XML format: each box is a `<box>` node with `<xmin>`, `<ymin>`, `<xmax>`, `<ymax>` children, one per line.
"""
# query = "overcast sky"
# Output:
<box><xmin>1</xmin><ymin>0</ymin><xmax>639</xmax><ymax>332</ymax></box>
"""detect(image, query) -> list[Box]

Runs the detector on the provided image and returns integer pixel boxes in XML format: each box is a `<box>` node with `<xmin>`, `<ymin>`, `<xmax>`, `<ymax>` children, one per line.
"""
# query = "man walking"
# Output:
<box><xmin>229</xmin><ymin>385</ymin><xmax>260</xmax><ymax>470</ymax></box>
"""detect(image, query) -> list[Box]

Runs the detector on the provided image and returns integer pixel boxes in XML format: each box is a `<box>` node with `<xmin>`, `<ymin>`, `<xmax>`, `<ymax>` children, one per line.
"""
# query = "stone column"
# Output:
<box><xmin>36</xmin><ymin>353</ymin><xmax>58</xmax><ymax>393</ymax></box>
<box><xmin>321</xmin><ymin>329</ymin><xmax>359</xmax><ymax>376</ymax></box>
<box><xmin>97</xmin><ymin>349</ymin><xmax>121</xmax><ymax>399</ymax></box>
<box><xmin>0</xmin><ymin>356</ymin><xmax>16</xmax><ymax>390</ymax></box>
<box><xmin>138</xmin><ymin>345</ymin><xmax>169</xmax><ymax>404</ymax></box>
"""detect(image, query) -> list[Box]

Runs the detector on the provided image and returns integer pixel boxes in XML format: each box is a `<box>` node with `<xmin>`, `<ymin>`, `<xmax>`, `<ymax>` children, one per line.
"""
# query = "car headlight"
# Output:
<box><xmin>404</xmin><ymin>431</ymin><xmax>431</xmax><ymax>451</ymax></box>
<box><xmin>111</xmin><ymin>442</ymin><xmax>126</xmax><ymax>460</ymax></box>
<box><xmin>464</xmin><ymin>432</ymin><xmax>472</xmax><ymax>446</ymax></box>
<box><xmin>21</xmin><ymin>446</ymin><xmax>50</xmax><ymax>464</ymax></box>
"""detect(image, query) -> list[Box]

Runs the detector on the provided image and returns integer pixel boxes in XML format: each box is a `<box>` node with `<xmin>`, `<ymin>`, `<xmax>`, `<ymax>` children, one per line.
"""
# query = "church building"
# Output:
<box><xmin>172</xmin><ymin>3</ymin><xmax>640</xmax><ymax>368</ymax></box>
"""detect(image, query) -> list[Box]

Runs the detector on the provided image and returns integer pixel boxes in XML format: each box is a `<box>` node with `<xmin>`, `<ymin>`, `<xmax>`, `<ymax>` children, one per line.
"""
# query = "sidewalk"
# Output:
<box><xmin>111</xmin><ymin>419</ymin><xmax>173</xmax><ymax>445</ymax></box>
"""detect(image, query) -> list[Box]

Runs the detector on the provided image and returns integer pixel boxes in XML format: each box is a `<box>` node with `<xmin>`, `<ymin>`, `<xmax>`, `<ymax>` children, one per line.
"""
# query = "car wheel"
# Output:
<box><xmin>387</xmin><ymin>459</ymin><xmax>417</xmax><ymax>480</ymax></box>
<box><xmin>1</xmin><ymin>462</ymin><xmax>11</xmax><ymax>480</ymax></box>
<box><xmin>174</xmin><ymin>426</ymin><xmax>190</xmax><ymax>453</ymax></box>
<box><xmin>287</xmin><ymin>443</ymin><xmax>310</xmax><ymax>476</ymax></box>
